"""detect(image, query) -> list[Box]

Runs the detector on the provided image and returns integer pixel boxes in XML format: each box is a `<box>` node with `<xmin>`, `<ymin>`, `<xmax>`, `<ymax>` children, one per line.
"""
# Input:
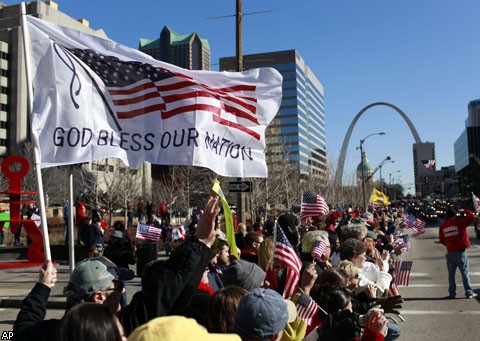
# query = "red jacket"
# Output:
<box><xmin>439</xmin><ymin>210</ymin><xmax>475</xmax><ymax>253</ymax></box>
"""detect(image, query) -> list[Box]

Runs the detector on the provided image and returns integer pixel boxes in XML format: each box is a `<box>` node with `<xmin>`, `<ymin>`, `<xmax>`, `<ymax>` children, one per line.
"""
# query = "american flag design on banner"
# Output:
<box><xmin>392</xmin><ymin>259</ymin><xmax>413</xmax><ymax>286</ymax></box>
<box><xmin>300</xmin><ymin>191</ymin><xmax>329</xmax><ymax>222</ymax></box>
<box><xmin>274</xmin><ymin>222</ymin><xmax>302</xmax><ymax>299</ymax></box>
<box><xmin>135</xmin><ymin>223</ymin><xmax>162</xmax><ymax>242</ymax></box>
<box><xmin>421</xmin><ymin>159</ymin><xmax>436</xmax><ymax>170</ymax></box>
<box><xmin>66</xmin><ymin>48</ymin><xmax>261</xmax><ymax>140</ymax></box>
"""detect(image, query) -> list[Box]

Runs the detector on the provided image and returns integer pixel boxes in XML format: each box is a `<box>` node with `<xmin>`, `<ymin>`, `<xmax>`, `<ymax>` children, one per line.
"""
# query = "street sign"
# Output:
<box><xmin>228</xmin><ymin>181</ymin><xmax>252</xmax><ymax>193</ymax></box>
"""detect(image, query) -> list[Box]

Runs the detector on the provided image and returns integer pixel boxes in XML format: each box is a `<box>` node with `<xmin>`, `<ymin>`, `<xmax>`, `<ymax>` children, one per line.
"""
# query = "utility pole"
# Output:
<box><xmin>236</xmin><ymin>0</ymin><xmax>246</xmax><ymax>225</ymax></box>
<box><xmin>236</xmin><ymin>0</ymin><xmax>243</xmax><ymax>73</ymax></box>
<box><xmin>208</xmin><ymin>0</ymin><xmax>271</xmax><ymax>225</ymax></box>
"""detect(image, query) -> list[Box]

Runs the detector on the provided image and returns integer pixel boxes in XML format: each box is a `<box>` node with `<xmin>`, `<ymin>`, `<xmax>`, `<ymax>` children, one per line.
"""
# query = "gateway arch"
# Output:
<box><xmin>334</xmin><ymin>102</ymin><xmax>422</xmax><ymax>185</ymax></box>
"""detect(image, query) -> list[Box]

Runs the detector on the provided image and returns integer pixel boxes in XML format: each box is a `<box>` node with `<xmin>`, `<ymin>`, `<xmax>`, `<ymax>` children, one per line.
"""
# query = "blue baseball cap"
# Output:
<box><xmin>234</xmin><ymin>288</ymin><xmax>297</xmax><ymax>339</ymax></box>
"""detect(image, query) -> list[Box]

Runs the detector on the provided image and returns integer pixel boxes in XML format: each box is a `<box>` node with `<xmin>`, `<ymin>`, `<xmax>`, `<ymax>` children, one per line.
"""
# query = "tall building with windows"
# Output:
<box><xmin>220</xmin><ymin>50</ymin><xmax>326</xmax><ymax>178</ymax></box>
<box><xmin>0</xmin><ymin>1</ymin><xmax>110</xmax><ymax>156</ymax></box>
<box><xmin>139</xmin><ymin>26</ymin><xmax>211</xmax><ymax>181</ymax></box>
<box><xmin>139</xmin><ymin>26</ymin><xmax>210</xmax><ymax>70</ymax></box>
<box><xmin>413</xmin><ymin>142</ymin><xmax>435</xmax><ymax>196</ymax></box>
<box><xmin>0</xmin><ymin>1</ymin><xmax>151</xmax><ymax>197</ymax></box>
<box><xmin>454</xmin><ymin>99</ymin><xmax>480</xmax><ymax>197</ymax></box>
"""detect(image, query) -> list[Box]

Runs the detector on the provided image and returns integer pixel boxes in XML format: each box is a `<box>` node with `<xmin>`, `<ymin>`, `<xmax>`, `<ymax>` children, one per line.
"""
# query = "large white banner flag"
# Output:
<box><xmin>25</xmin><ymin>15</ymin><xmax>282</xmax><ymax>178</ymax></box>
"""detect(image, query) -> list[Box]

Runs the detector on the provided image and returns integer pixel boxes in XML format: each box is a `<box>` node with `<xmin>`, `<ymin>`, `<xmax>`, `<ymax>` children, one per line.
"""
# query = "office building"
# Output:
<box><xmin>139</xmin><ymin>26</ymin><xmax>210</xmax><ymax>70</ymax></box>
<box><xmin>454</xmin><ymin>99</ymin><xmax>480</xmax><ymax>196</ymax></box>
<box><xmin>0</xmin><ymin>1</ymin><xmax>151</xmax><ymax>197</ymax></box>
<box><xmin>220</xmin><ymin>50</ymin><xmax>326</xmax><ymax>178</ymax></box>
<box><xmin>413</xmin><ymin>142</ymin><xmax>435</xmax><ymax>196</ymax></box>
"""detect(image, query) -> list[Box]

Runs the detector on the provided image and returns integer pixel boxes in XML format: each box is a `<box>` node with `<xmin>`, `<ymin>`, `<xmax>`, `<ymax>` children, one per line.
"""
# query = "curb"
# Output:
<box><xmin>0</xmin><ymin>297</ymin><xmax>66</xmax><ymax>309</ymax></box>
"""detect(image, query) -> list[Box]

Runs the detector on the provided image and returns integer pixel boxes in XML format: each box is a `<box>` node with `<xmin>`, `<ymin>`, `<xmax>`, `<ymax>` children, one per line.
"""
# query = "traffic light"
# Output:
<box><xmin>424</xmin><ymin>176</ymin><xmax>429</xmax><ymax>184</ymax></box>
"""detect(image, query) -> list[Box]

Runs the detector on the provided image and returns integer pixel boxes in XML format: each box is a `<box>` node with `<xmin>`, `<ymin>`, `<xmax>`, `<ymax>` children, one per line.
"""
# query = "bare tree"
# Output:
<box><xmin>152</xmin><ymin>165</ymin><xmax>217</xmax><ymax>216</ymax></box>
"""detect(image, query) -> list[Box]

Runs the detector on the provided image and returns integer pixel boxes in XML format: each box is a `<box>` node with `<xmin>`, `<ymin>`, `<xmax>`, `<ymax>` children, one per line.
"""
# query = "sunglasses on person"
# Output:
<box><xmin>104</xmin><ymin>280</ymin><xmax>124</xmax><ymax>293</ymax></box>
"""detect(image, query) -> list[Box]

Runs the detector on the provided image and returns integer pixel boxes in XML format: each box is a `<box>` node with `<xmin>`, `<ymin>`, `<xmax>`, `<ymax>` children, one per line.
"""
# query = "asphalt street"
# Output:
<box><xmin>0</xmin><ymin>225</ymin><xmax>479</xmax><ymax>340</ymax></box>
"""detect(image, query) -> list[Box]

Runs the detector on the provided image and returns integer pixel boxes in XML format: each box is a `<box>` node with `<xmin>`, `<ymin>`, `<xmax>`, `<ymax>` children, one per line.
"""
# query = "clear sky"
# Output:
<box><xmin>12</xmin><ymin>0</ymin><xmax>480</xmax><ymax>194</ymax></box>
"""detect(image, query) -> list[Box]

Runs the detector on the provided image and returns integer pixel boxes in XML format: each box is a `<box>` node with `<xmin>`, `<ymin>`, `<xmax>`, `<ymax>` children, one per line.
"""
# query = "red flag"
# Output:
<box><xmin>159</xmin><ymin>200</ymin><xmax>167</xmax><ymax>217</ymax></box>
<box><xmin>274</xmin><ymin>223</ymin><xmax>302</xmax><ymax>299</ymax></box>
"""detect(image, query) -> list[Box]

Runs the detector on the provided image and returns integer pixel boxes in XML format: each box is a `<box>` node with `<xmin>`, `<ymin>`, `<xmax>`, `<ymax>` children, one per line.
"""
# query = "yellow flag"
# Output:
<box><xmin>369</xmin><ymin>188</ymin><xmax>391</xmax><ymax>206</ymax></box>
<box><xmin>211</xmin><ymin>180</ymin><xmax>239</xmax><ymax>258</ymax></box>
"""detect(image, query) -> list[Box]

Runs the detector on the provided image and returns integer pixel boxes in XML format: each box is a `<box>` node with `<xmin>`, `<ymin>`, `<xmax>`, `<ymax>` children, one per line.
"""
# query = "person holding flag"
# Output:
<box><xmin>439</xmin><ymin>207</ymin><xmax>478</xmax><ymax>299</ymax></box>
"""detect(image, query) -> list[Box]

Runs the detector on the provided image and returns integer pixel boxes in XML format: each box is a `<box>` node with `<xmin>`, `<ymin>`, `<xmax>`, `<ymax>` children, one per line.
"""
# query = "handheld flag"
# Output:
<box><xmin>394</xmin><ymin>234</ymin><xmax>411</xmax><ymax>252</ymax></box>
<box><xmin>300</xmin><ymin>192</ymin><xmax>329</xmax><ymax>222</ymax></box>
<box><xmin>273</xmin><ymin>221</ymin><xmax>302</xmax><ymax>299</ymax></box>
<box><xmin>369</xmin><ymin>188</ymin><xmax>391</xmax><ymax>206</ymax></box>
<box><xmin>392</xmin><ymin>259</ymin><xmax>413</xmax><ymax>286</ymax></box>
<box><xmin>25</xmin><ymin>15</ymin><xmax>282</xmax><ymax>178</ymax></box>
<box><xmin>311</xmin><ymin>240</ymin><xmax>327</xmax><ymax>261</ymax></box>
<box><xmin>401</xmin><ymin>213</ymin><xmax>426</xmax><ymax>236</ymax></box>
<box><xmin>135</xmin><ymin>223</ymin><xmax>162</xmax><ymax>242</ymax></box>
<box><xmin>421</xmin><ymin>160</ymin><xmax>436</xmax><ymax>170</ymax></box>
<box><xmin>295</xmin><ymin>293</ymin><xmax>321</xmax><ymax>326</ymax></box>
<box><xmin>211</xmin><ymin>180</ymin><xmax>239</xmax><ymax>259</ymax></box>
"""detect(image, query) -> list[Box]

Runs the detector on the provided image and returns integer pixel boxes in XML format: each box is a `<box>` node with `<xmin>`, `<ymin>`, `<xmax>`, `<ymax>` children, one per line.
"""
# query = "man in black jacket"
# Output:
<box><xmin>13</xmin><ymin>196</ymin><xmax>220</xmax><ymax>339</ymax></box>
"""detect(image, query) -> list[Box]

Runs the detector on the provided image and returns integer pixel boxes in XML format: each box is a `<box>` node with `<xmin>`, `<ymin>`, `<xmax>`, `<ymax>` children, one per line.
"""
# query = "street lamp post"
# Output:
<box><xmin>358</xmin><ymin>132</ymin><xmax>386</xmax><ymax>211</ymax></box>
<box><xmin>389</xmin><ymin>170</ymin><xmax>401</xmax><ymax>185</ymax></box>
<box><xmin>379</xmin><ymin>157</ymin><xmax>394</xmax><ymax>192</ymax></box>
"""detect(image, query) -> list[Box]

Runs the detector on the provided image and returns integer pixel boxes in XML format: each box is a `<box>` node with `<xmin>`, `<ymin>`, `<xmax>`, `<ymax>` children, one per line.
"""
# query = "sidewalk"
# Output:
<box><xmin>0</xmin><ymin>261</ymin><xmax>142</xmax><ymax>310</ymax></box>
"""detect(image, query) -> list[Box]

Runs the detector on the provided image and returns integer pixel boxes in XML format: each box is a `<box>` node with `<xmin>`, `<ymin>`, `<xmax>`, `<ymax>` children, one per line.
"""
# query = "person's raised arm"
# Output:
<box><xmin>458</xmin><ymin>209</ymin><xmax>475</xmax><ymax>229</ymax></box>
<box><xmin>39</xmin><ymin>260</ymin><xmax>57</xmax><ymax>288</ymax></box>
<box><xmin>194</xmin><ymin>196</ymin><xmax>220</xmax><ymax>248</ymax></box>
<box><xmin>13</xmin><ymin>261</ymin><xmax>58</xmax><ymax>340</ymax></box>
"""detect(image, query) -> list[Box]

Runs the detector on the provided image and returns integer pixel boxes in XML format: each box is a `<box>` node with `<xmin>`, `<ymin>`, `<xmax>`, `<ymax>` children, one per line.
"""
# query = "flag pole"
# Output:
<box><xmin>20</xmin><ymin>2</ymin><xmax>52</xmax><ymax>261</ymax></box>
<box><xmin>68</xmin><ymin>167</ymin><xmax>75</xmax><ymax>272</ymax></box>
<box><xmin>270</xmin><ymin>220</ymin><xmax>278</xmax><ymax>271</ymax></box>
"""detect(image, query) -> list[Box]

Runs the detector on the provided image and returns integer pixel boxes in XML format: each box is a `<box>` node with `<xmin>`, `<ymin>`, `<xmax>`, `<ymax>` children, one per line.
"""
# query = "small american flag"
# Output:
<box><xmin>389</xmin><ymin>282</ymin><xmax>401</xmax><ymax>296</ymax></box>
<box><xmin>401</xmin><ymin>213</ymin><xmax>426</xmax><ymax>235</ymax></box>
<box><xmin>300</xmin><ymin>192</ymin><xmax>329</xmax><ymax>222</ymax></box>
<box><xmin>295</xmin><ymin>294</ymin><xmax>320</xmax><ymax>325</ymax></box>
<box><xmin>66</xmin><ymin>48</ymin><xmax>261</xmax><ymax>140</ymax></box>
<box><xmin>392</xmin><ymin>259</ymin><xmax>413</xmax><ymax>286</ymax></box>
<box><xmin>311</xmin><ymin>240</ymin><xmax>327</xmax><ymax>261</ymax></box>
<box><xmin>135</xmin><ymin>223</ymin><xmax>162</xmax><ymax>242</ymax></box>
<box><xmin>421</xmin><ymin>159</ymin><xmax>436</xmax><ymax>170</ymax></box>
<box><xmin>274</xmin><ymin>222</ymin><xmax>302</xmax><ymax>299</ymax></box>
<box><xmin>395</xmin><ymin>234</ymin><xmax>411</xmax><ymax>252</ymax></box>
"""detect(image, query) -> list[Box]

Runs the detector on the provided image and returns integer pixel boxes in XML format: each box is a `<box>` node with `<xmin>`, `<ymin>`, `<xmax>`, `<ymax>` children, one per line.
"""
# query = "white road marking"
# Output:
<box><xmin>409</xmin><ymin>273</ymin><xmax>431</xmax><ymax>277</ymax></box>
<box><xmin>399</xmin><ymin>310</ymin><xmax>480</xmax><ymax>315</ymax></box>
<box><xmin>401</xmin><ymin>283</ymin><xmax>480</xmax><ymax>287</ymax></box>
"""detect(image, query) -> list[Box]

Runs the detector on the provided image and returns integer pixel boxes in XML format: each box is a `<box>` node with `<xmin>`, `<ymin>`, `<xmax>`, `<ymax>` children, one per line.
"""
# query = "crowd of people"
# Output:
<box><xmin>14</xmin><ymin>193</ymin><xmax>469</xmax><ymax>341</ymax></box>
